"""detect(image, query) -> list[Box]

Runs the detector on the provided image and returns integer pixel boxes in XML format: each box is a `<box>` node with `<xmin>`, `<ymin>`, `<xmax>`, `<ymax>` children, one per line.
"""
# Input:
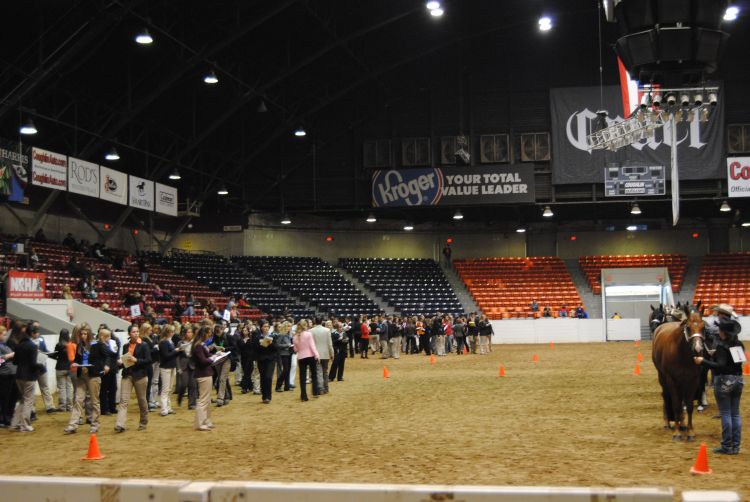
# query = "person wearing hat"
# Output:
<box><xmin>694</xmin><ymin>316</ymin><xmax>745</xmax><ymax>455</ymax></box>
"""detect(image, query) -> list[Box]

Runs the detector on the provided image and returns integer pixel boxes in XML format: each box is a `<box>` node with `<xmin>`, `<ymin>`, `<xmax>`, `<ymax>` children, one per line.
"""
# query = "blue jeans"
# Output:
<box><xmin>714</xmin><ymin>376</ymin><xmax>743</xmax><ymax>452</ymax></box>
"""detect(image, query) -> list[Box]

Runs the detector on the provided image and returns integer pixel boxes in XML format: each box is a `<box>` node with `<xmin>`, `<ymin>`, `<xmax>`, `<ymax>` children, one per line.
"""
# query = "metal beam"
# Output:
<box><xmin>64</xmin><ymin>196</ymin><xmax>104</xmax><ymax>242</ymax></box>
<box><xmin>159</xmin><ymin>216</ymin><xmax>193</xmax><ymax>255</ymax></box>
<box><xmin>2</xmin><ymin>203</ymin><xmax>28</xmax><ymax>229</ymax></box>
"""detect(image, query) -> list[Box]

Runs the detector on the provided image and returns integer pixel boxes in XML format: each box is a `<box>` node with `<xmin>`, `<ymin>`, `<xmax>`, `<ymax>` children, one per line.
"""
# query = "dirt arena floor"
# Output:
<box><xmin>2</xmin><ymin>341</ymin><xmax>748</xmax><ymax>499</ymax></box>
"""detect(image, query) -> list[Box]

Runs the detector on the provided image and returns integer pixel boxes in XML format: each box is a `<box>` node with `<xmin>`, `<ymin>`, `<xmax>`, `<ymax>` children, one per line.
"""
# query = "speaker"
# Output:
<box><xmin>694</xmin><ymin>27</ymin><xmax>729</xmax><ymax>66</ymax></box>
<box><xmin>658</xmin><ymin>27</ymin><xmax>694</xmax><ymax>61</ymax></box>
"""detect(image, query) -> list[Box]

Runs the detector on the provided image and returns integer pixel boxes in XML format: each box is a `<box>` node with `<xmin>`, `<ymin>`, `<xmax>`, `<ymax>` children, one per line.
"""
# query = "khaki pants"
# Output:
<box><xmin>69</xmin><ymin>372</ymin><xmax>101</xmax><ymax>429</ymax></box>
<box><xmin>159</xmin><ymin>367</ymin><xmax>176</xmax><ymax>413</ymax></box>
<box><xmin>195</xmin><ymin>376</ymin><xmax>213</xmax><ymax>429</ymax></box>
<box><xmin>480</xmin><ymin>335</ymin><xmax>490</xmax><ymax>354</ymax></box>
<box><xmin>216</xmin><ymin>360</ymin><xmax>230</xmax><ymax>400</ymax></box>
<box><xmin>36</xmin><ymin>371</ymin><xmax>54</xmax><ymax>410</ymax></box>
<box><xmin>470</xmin><ymin>335</ymin><xmax>479</xmax><ymax>354</ymax></box>
<box><xmin>10</xmin><ymin>380</ymin><xmax>35</xmax><ymax>430</ymax></box>
<box><xmin>380</xmin><ymin>337</ymin><xmax>390</xmax><ymax>358</ymax></box>
<box><xmin>149</xmin><ymin>362</ymin><xmax>160</xmax><ymax>405</ymax></box>
<box><xmin>389</xmin><ymin>336</ymin><xmax>402</xmax><ymax>359</ymax></box>
<box><xmin>369</xmin><ymin>335</ymin><xmax>380</xmax><ymax>354</ymax></box>
<box><xmin>56</xmin><ymin>369</ymin><xmax>73</xmax><ymax>409</ymax></box>
<box><xmin>436</xmin><ymin>335</ymin><xmax>446</xmax><ymax>356</ymax></box>
<box><xmin>116</xmin><ymin>375</ymin><xmax>148</xmax><ymax>429</ymax></box>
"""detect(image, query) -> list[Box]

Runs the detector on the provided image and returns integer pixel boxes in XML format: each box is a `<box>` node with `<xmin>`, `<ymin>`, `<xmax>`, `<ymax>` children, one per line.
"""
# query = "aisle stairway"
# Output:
<box><xmin>678</xmin><ymin>256</ymin><xmax>703</xmax><ymax>306</ymax></box>
<box><xmin>334</xmin><ymin>265</ymin><xmax>393</xmax><ymax>315</ymax></box>
<box><xmin>441</xmin><ymin>262</ymin><xmax>481</xmax><ymax>315</ymax></box>
<box><xmin>564</xmin><ymin>259</ymin><xmax>601</xmax><ymax>319</ymax></box>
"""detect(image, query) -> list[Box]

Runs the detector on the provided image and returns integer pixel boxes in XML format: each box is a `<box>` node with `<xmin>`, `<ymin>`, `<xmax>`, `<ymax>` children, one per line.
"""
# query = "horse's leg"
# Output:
<box><xmin>665</xmin><ymin>377</ymin><xmax>683</xmax><ymax>440</ymax></box>
<box><xmin>685</xmin><ymin>381</ymin><xmax>699</xmax><ymax>441</ymax></box>
<box><xmin>657</xmin><ymin>370</ymin><xmax>674</xmax><ymax>429</ymax></box>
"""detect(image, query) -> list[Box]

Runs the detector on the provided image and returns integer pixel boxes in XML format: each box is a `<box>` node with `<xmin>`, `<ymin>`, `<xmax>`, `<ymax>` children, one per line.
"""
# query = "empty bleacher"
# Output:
<box><xmin>232</xmin><ymin>256</ymin><xmax>381</xmax><ymax>318</ymax></box>
<box><xmin>453</xmin><ymin>257</ymin><xmax>581</xmax><ymax>320</ymax></box>
<box><xmin>579</xmin><ymin>254</ymin><xmax>687</xmax><ymax>295</ymax></box>
<box><xmin>160</xmin><ymin>252</ymin><xmax>311</xmax><ymax>318</ymax></box>
<box><xmin>693</xmin><ymin>252</ymin><xmax>750</xmax><ymax>315</ymax></box>
<box><xmin>338</xmin><ymin>258</ymin><xmax>464</xmax><ymax>317</ymax></box>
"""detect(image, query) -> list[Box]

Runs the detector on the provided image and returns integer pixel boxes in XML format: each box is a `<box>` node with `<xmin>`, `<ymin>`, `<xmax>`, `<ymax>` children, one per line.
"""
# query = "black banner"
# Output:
<box><xmin>550</xmin><ymin>85</ymin><xmax>724</xmax><ymax>184</ymax></box>
<box><xmin>371</xmin><ymin>165</ymin><xmax>535</xmax><ymax>207</ymax></box>
<box><xmin>0</xmin><ymin>138</ymin><xmax>29</xmax><ymax>203</ymax></box>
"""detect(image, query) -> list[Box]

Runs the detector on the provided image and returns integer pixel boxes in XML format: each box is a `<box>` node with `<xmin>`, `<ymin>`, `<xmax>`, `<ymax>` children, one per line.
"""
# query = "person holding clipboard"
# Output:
<box><xmin>191</xmin><ymin>326</ymin><xmax>215</xmax><ymax>431</ymax></box>
<box><xmin>64</xmin><ymin>325</ymin><xmax>115</xmax><ymax>434</ymax></box>
<box><xmin>694</xmin><ymin>315</ymin><xmax>745</xmax><ymax>455</ymax></box>
<box><xmin>115</xmin><ymin>325</ymin><xmax>152</xmax><ymax>433</ymax></box>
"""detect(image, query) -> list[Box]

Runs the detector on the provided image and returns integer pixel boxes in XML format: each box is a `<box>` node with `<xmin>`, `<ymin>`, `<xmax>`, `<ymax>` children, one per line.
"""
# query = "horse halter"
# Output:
<box><xmin>683</xmin><ymin>323</ymin><xmax>704</xmax><ymax>352</ymax></box>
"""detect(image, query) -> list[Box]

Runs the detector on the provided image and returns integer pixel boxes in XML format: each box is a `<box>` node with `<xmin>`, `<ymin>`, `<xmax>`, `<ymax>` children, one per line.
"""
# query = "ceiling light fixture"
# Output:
<box><xmin>724</xmin><ymin>5</ymin><xmax>739</xmax><ymax>21</ymax></box>
<box><xmin>135</xmin><ymin>29</ymin><xmax>153</xmax><ymax>45</ymax></box>
<box><xmin>403</xmin><ymin>223</ymin><xmax>414</xmax><ymax>231</ymax></box>
<box><xmin>542</xmin><ymin>206</ymin><xmax>554</xmax><ymax>217</ymax></box>
<box><xmin>630</xmin><ymin>203</ymin><xmax>642</xmax><ymax>215</ymax></box>
<box><xmin>516</xmin><ymin>227</ymin><xmax>527</xmax><ymax>233</ymax></box>
<box><xmin>538</xmin><ymin>16</ymin><xmax>552</xmax><ymax>31</ymax></box>
<box><xmin>294</xmin><ymin>126</ymin><xmax>307</xmax><ymax>137</ymax></box>
<box><xmin>430</xmin><ymin>8</ymin><xmax>444</xmax><ymax>17</ymax></box>
<box><xmin>281</xmin><ymin>214</ymin><xmax>292</xmax><ymax>225</ymax></box>
<box><xmin>426</xmin><ymin>1</ymin><xmax>440</xmax><ymax>9</ymax></box>
<box><xmin>168</xmin><ymin>168</ymin><xmax>181</xmax><ymax>180</ymax></box>
<box><xmin>19</xmin><ymin>118</ymin><xmax>37</xmax><ymax>135</ymax></box>
<box><xmin>366</xmin><ymin>213</ymin><xmax>377</xmax><ymax>223</ymax></box>
<box><xmin>626</xmin><ymin>225</ymin><xmax>638</xmax><ymax>232</ymax></box>
<box><xmin>217</xmin><ymin>185</ymin><xmax>229</xmax><ymax>196</ymax></box>
<box><xmin>453</xmin><ymin>210</ymin><xmax>464</xmax><ymax>220</ymax></box>
<box><xmin>720</xmin><ymin>200</ymin><xmax>731</xmax><ymax>212</ymax></box>
<box><xmin>203</xmin><ymin>70</ymin><xmax>218</xmax><ymax>84</ymax></box>
<box><xmin>742</xmin><ymin>221</ymin><xmax>750</xmax><ymax>228</ymax></box>
<box><xmin>104</xmin><ymin>147</ymin><xmax>120</xmax><ymax>161</ymax></box>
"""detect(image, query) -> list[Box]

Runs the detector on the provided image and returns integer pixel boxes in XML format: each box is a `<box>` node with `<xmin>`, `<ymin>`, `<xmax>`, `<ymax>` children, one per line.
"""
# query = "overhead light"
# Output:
<box><xmin>666</xmin><ymin>93</ymin><xmax>676</xmax><ymax>106</ymax></box>
<box><xmin>104</xmin><ymin>147</ymin><xmax>120</xmax><ymax>161</ymax></box>
<box><xmin>453</xmin><ymin>210</ymin><xmax>464</xmax><ymax>220</ymax></box>
<box><xmin>430</xmin><ymin>8</ymin><xmax>444</xmax><ymax>17</ymax></box>
<box><xmin>426</xmin><ymin>1</ymin><xmax>440</xmax><ymax>9</ymax></box>
<box><xmin>168</xmin><ymin>168</ymin><xmax>181</xmax><ymax>180</ymax></box>
<box><xmin>135</xmin><ymin>29</ymin><xmax>153</xmax><ymax>45</ymax></box>
<box><xmin>742</xmin><ymin>222</ymin><xmax>750</xmax><ymax>228</ymax></box>
<box><xmin>724</xmin><ymin>5</ymin><xmax>739</xmax><ymax>21</ymax></box>
<box><xmin>708</xmin><ymin>93</ymin><xmax>718</xmax><ymax>106</ymax></box>
<box><xmin>538</xmin><ymin>16</ymin><xmax>552</xmax><ymax>31</ymax></box>
<box><xmin>639</xmin><ymin>93</ymin><xmax>651</xmax><ymax>109</ymax></box>
<box><xmin>626</xmin><ymin>225</ymin><xmax>638</xmax><ymax>232</ymax></box>
<box><xmin>680</xmin><ymin>94</ymin><xmax>690</xmax><ymax>107</ymax></box>
<box><xmin>693</xmin><ymin>94</ymin><xmax>703</xmax><ymax>106</ymax></box>
<box><xmin>203</xmin><ymin>70</ymin><xmax>218</xmax><ymax>84</ymax></box>
<box><xmin>217</xmin><ymin>185</ymin><xmax>229</xmax><ymax>195</ymax></box>
<box><xmin>19</xmin><ymin>118</ymin><xmax>37</xmax><ymax>135</ymax></box>
<box><xmin>516</xmin><ymin>227</ymin><xmax>527</xmax><ymax>233</ymax></box>
<box><xmin>630</xmin><ymin>203</ymin><xmax>642</xmax><ymax>215</ymax></box>
<box><xmin>720</xmin><ymin>200</ymin><xmax>731</xmax><ymax>212</ymax></box>
<box><xmin>651</xmin><ymin>92</ymin><xmax>662</xmax><ymax>108</ymax></box>
<box><xmin>294</xmin><ymin>126</ymin><xmax>306</xmax><ymax>137</ymax></box>
<box><xmin>257</xmin><ymin>99</ymin><xmax>268</xmax><ymax>113</ymax></box>
<box><xmin>542</xmin><ymin>206</ymin><xmax>554</xmax><ymax>218</ymax></box>
<box><xmin>281</xmin><ymin>214</ymin><xmax>292</xmax><ymax>225</ymax></box>
<box><xmin>403</xmin><ymin>223</ymin><xmax>414</xmax><ymax>231</ymax></box>
<box><xmin>366</xmin><ymin>213</ymin><xmax>377</xmax><ymax>223</ymax></box>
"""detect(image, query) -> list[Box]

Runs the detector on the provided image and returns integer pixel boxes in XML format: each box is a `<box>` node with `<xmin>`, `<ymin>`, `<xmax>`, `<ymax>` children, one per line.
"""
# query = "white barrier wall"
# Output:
<box><xmin>490</xmin><ymin>318</ymin><xmax>641</xmax><ymax>344</ymax></box>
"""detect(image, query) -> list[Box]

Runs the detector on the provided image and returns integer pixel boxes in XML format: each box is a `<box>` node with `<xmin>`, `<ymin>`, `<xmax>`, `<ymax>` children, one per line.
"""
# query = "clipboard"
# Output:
<box><xmin>729</xmin><ymin>346</ymin><xmax>747</xmax><ymax>363</ymax></box>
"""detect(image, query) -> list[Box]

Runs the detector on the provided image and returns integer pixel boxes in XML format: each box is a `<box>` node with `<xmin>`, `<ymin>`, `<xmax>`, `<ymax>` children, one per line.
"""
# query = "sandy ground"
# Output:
<box><xmin>1</xmin><ymin>341</ymin><xmax>747</xmax><ymax>499</ymax></box>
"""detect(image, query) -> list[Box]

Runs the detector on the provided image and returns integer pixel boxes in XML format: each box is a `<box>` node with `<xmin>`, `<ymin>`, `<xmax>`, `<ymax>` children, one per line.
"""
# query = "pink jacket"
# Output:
<box><xmin>293</xmin><ymin>330</ymin><xmax>319</xmax><ymax>360</ymax></box>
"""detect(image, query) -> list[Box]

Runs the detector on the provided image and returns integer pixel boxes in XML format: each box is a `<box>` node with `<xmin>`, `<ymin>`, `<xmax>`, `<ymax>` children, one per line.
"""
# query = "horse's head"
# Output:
<box><xmin>683</xmin><ymin>303</ymin><xmax>705</xmax><ymax>356</ymax></box>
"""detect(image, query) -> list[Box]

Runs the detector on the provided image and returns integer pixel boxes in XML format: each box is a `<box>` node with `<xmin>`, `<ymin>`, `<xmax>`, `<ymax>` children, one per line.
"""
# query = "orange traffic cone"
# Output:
<box><xmin>637</xmin><ymin>352</ymin><xmax>644</xmax><ymax>362</ymax></box>
<box><xmin>690</xmin><ymin>443</ymin><xmax>712</xmax><ymax>475</ymax></box>
<box><xmin>429</xmin><ymin>354</ymin><xmax>436</xmax><ymax>365</ymax></box>
<box><xmin>549</xmin><ymin>341</ymin><xmax>555</xmax><ymax>348</ymax></box>
<box><xmin>498</xmin><ymin>365</ymin><xmax>505</xmax><ymax>377</ymax></box>
<box><xmin>633</xmin><ymin>363</ymin><xmax>641</xmax><ymax>376</ymax></box>
<box><xmin>532</xmin><ymin>354</ymin><xmax>539</xmax><ymax>363</ymax></box>
<box><xmin>634</xmin><ymin>340</ymin><xmax>641</xmax><ymax>347</ymax></box>
<box><xmin>464</xmin><ymin>346</ymin><xmax>469</xmax><ymax>355</ymax></box>
<box><xmin>383</xmin><ymin>366</ymin><xmax>390</xmax><ymax>379</ymax></box>
<box><xmin>81</xmin><ymin>433</ymin><xmax>105</xmax><ymax>461</ymax></box>
<box><xmin>743</xmin><ymin>363</ymin><xmax>749</xmax><ymax>376</ymax></box>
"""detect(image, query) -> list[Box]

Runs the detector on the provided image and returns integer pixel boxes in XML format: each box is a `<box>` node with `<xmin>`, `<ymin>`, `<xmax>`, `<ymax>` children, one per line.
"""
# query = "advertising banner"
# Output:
<box><xmin>154</xmin><ymin>182</ymin><xmax>178</xmax><ymax>216</ymax></box>
<box><xmin>67</xmin><ymin>157</ymin><xmax>100</xmax><ymax>198</ymax></box>
<box><xmin>7</xmin><ymin>270</ymin><xmax>46</xmax><ymax>299</ymax></box>
<box><xmin>371</xmin><ymin>165</ymin><xmax>535</xmax><ymax>207</ymax></box>
<box><xmin>129</xmin><ymin>176</ymin><xmax>154</xmax><ymax>211</ymax></box>
<box><xmin>727</xmin><ymin>157</ymin><xmax>750</xmax><ymax>198</ymax></box>
<box><xmin>550</xmin><ymin>85</ymin><xmax>724</xmax><ymax>184</ymax></box>
<box><xmin>100</xmin><ymin>166</ymin><xmax>127</xmax><ymax>205</ymax></box>
<box><xmin>0</xmin><ymin>138</ymin><xmax>29</xmax><ymax>203</ymax></box>
<box><xmin>31</xmin><ymin>147</ymin><xmax>67</xmax><ymax>191</ymax></box>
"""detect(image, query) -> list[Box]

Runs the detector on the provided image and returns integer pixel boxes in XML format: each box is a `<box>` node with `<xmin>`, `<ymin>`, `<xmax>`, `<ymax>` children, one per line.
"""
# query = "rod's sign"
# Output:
<box><xmin>371</xmin><ymin>165</ymin><xmax>535</xmax><ymax>207</ymax></box>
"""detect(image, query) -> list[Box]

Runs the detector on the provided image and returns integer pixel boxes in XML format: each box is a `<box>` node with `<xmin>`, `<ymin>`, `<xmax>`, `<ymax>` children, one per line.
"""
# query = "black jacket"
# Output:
<box><xmin>479</xmin><ymin>320</ymin><xmax>494</xmax><ymax>336</ymax></box>
<box><xmin>121</xmin><ymin>341</ymin><xmax>152</xmax><ymax>379</ymax></box>
<box><xmin>53</xmin><ymin>342</ymin><xmax>71</xmax><ymax>371</ymax></box>
<box><xmin>158</xmin><ymin>339</ymin><xmax>178</xmax><ymax>368</ymax></box>
<box><xmin>14</xmin><ymin>338</ymin><xmax>41</xmax><ymax>381</ymax></box>
<box><xmin>73</xmin><ymin>341</ymin><xmax>115</xmax><ymax>378</ymax></box>
<box><xmin>701</xmin><ymin>340</ymin><xmax>745</xmax><ymax>376</ymax></box>
<box><xmin>251</xmin><ymin>332</ymin><xmax>278</xmax><ymax>361</ymax></box>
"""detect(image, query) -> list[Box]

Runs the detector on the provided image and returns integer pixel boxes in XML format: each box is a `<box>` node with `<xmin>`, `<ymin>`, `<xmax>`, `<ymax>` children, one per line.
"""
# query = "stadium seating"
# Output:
<box><xmin>693</xmin><ymin>252</ymin><xmax>750</xmax><ymax>315</ymax></box>
<box><xmin>579</xmin><ymin>254</ymin><xmax>687</xmax><ymax>295</ymax></box>
<box><xmin>232</xmin><ymin>256</ymin><xmax>381</xmax><ymax>318</ymax></box>
<box><xmin>453</xmin><ymin>257</ymin><xmax>581</xmax><ymax>320</ymax></box>
<box><xmin>159</xmin><ymin>252</ymin><xmax>312</xmax><ymax>318</ymax></box>
<box><xmin>338</xmin><ymin>258</ymin><xmax>464</xmax><ymax>317</ymax></box>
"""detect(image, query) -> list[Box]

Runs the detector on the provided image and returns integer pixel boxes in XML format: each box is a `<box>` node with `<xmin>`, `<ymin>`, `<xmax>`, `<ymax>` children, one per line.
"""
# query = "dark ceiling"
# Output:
<box><xmin>2</xmin><ymin>0</ymin><xmax>749</xmax><ymax>231</ymax></box>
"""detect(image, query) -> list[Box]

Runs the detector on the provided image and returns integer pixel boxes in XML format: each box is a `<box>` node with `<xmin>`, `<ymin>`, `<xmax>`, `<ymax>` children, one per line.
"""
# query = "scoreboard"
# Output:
<box><xmin>604</xmin><ymin>164</ymin><xmax>665</xmax><ymax>197</ymax></box>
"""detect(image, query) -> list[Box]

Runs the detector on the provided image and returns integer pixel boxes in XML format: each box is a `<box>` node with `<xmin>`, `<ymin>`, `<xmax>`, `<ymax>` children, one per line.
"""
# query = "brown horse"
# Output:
<box><xmin>651</xmin><ymin>302</ymin><xmax>705</xmax><ymax>441</ymax></box>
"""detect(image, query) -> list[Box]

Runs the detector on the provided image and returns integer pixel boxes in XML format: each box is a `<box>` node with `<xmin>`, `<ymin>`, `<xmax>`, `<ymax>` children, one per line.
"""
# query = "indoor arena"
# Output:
<box><xmin>1</xmin><ymin>1</ymin><xmax>749</xmax><ymax>501</ymax></box>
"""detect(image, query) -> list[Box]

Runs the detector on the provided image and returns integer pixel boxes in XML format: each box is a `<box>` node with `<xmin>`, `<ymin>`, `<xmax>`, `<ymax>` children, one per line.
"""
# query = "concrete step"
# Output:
<box><xmin>564</xmin><ymin>259</ymin><xmax>601</xmax><ymax>319</ymax></box>
<box><xmin>334</xmin><ymin>264</ymin><xmax>395</xmax><ymax>315</ymax></box>
<box><xmin>678</xmin><ymin>255</ymin><xmax>703</xmax><ymax>306</ymax></box>
<box><xmin>441</xmin><ymin>262</ymin><xmax>481</xmax><ymax>315</ymax></box>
